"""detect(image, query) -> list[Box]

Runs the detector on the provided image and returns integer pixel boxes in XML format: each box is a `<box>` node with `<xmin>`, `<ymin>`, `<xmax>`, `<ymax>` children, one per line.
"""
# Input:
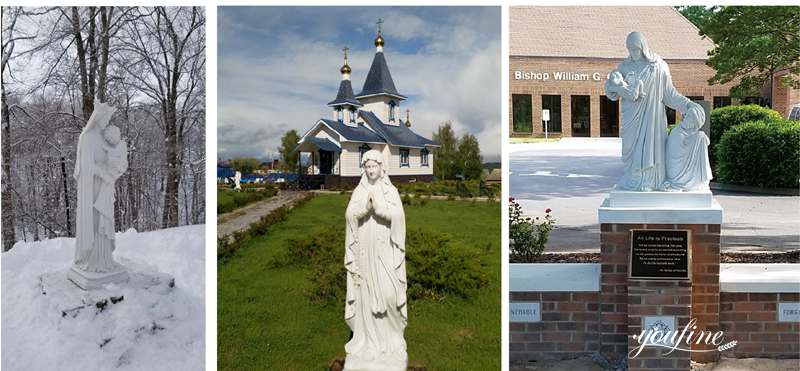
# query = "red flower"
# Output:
<box><xmin>545</xmin><ymin>208</ymin><xmax>552</xmax><ymax>213</ymax></box>
<box><xmin>509</xmin><ymin>197</ymin><xmax>515</xmax><ymax>202</ymax></box>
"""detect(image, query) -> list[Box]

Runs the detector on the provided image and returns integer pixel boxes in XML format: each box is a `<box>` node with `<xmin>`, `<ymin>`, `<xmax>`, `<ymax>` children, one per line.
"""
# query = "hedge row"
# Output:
<box><xmin>715</xmin><ymin>120</ymin><xmax>800</xmax><ymax>189</ymax></box>
<box><xmin>710</xmin><ymin>104</ymin><xmax>783</xmax><ymax>164</ymax></box>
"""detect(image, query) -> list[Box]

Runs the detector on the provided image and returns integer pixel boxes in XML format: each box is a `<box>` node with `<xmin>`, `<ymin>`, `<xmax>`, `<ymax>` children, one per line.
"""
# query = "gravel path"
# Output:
<box><xmin>510</xmin><ymin>138</ymin><xmax>800</xmax><ymax>253</ymax></box>
<box><xmin>217</xmin><ymin>190</ymin><xmax>306</xmax><ymax>238</ymax></box>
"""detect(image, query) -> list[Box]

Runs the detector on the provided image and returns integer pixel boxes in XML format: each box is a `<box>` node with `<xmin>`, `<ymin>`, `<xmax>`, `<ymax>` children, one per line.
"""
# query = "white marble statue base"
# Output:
<box><xmin>599</xmin><ymin>189</ymin><xmax>722</xmax><ymax>224</ymax></box>
<box><xmin>67</xmin><ymin>264</ymin><xmax>129</xmax><ymax>290</ymax></box>
<box><xmin>344</xmin><ymin>354</ymin><xmax>407</xmax><ymax>371</ymax></box>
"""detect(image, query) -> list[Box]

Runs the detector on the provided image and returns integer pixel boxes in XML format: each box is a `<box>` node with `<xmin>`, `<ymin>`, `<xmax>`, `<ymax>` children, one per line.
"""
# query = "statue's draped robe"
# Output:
<box><xmin>344</xmin><ymin>173</ymin><xmax>407</xmax><ymax>367</ymax></box>
<box><xmin>605</xmin><ymin>56</ymin><xmax>692</xmax><ymax>191</ymax></box>
<box><xmin>666</xmin><ymin>124</ymin><xmax>712</xmax><ymax>190</ymax></box>
<box><xmin>73</xmin><ymin>122</ymin><xmax>119</xmax><ymax>273</ymax></box>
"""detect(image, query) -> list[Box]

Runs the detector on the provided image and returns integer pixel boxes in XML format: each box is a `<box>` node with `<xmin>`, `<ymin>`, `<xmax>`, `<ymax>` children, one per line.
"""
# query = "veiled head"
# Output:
<box><xmin>361</xmin><ymin>149</ymin><xmax>384</xmax><ymax>182</ymax></box>
<box><xmin>682</xmin><ymin>103</ymin><xmax>705</xmax><ymax>131</ymax></box>
<box><xmin>91</xmin><ymin>102</ymin><xmax>117</xmax><ymax>130</ymax></box>
<box><xmin>625</xmin><ymin>32</ymin><xmax>655</xmax><ymax>63</ymax></box>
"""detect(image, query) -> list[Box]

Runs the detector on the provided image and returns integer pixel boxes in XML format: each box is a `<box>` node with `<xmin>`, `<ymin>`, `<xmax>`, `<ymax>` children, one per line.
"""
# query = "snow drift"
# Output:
<box><xmin>1</xmin><ymin>225</ymin><xmax>205</xmax><ymax>371</ymax></box>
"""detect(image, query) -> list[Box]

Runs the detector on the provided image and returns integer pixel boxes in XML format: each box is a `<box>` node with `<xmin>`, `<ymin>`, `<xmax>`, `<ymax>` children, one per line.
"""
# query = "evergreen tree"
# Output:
<box><xmin>278</xmin><ymin>129</ymin><xmax>300</xmax><ymax>173</ymax></box>
<box><xmin>457</xmin><ymin>134</ymin><xmax>483</xmax><ymax>180</ymax></box>
<box><xmin>432</xmin><ymin>121</ymin><xmax>457</xmax><ymax>180</ymax></box>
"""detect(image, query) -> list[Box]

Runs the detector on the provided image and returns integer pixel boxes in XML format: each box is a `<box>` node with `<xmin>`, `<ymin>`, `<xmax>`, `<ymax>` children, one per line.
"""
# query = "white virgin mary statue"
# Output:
<box><xmin>604</xmin><ymin>32</ymin><xmax>700</xmax><ymax>191</ymax></box>
<box><xmin>68</xmin><ymin>102</ymin><xmax>129</xmax><ymax>290</ymax></box>
<box><xmin>343</xmin><ymin>149</ymin><xmax>407</xmax><ymax>371</ymax></box>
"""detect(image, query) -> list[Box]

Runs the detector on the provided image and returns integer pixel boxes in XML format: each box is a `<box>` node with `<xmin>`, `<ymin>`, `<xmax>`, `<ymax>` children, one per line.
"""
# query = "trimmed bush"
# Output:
<box><xmin>274</xmin><ymin>226</ymin><xmax>490</xmax><ymax>304</ymax></box>
<box><xmin>710</xmin><ymin>105</ymin><xmax>782</xmax><ymax>162</ymax></box>
<box><xmin>715</xmin><ymin>120</ymin><xmax>800</xmax><ymax>188</ymax></box>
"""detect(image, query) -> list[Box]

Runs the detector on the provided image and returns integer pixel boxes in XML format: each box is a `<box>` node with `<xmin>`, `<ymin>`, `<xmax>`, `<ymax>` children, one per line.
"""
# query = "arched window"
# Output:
<box><xmin>388</xmin><ymin>101</ymin><xmax>396</xmax><ymax>122</ymax></box>
<box><xmin>336</xmin><ymin>107</ymin><xmax>343</xmax><ymax>123</ymax></box>
<box><xmin>350</xmin><ymin>108</ymin><xmax>357</xmax><ymax>124</ymax></box>
<box><xmin>421</xmin><ymin>148</ymin><xmax>429</xmax><ymax>167</ymax></box>
<box><xmin>359</xmin><ymin>143</ymin><xmax>371</xmax><ymax>167</ymax></box>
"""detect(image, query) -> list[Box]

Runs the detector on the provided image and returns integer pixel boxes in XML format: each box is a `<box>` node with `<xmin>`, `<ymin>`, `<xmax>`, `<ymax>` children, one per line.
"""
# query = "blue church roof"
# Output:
<box><xmin>306</xmin><ymin>136</ymin><xmax>341</xmax><ymax>152</ymax></box>
<box><xmin>356</xmin><ymin>52</ymin><xmax>406</xmax><ymax>100</ymax></box>
<box><xmin>327</xmin><ymin>79</ymin><xmax>362</xmax><ymax>107</ymax></box>
<box><xmin>319</xmin><ymin>119</ymin><xmax>384</xmax><ymax>143</ymax></box>
<box><xmin>360</xmin><ymin>111</ymin><xmax>437</xmax><ymax>148</ymax></box>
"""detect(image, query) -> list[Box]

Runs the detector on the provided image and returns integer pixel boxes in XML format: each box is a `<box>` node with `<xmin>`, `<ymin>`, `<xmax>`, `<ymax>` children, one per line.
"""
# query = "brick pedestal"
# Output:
<box><xmin>628</xmin><ymin>280</ymin><xmax>692</xmax><ymax>370</ymax></box>
<box><xmin>600</xmin><ymin>219</ymin><xmax>722</xmax><ymax>369</ymax></box>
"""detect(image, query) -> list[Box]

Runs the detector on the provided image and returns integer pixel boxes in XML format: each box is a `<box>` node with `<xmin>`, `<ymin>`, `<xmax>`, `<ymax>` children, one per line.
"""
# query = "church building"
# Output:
<box><xmin>296</xmin><ymin>23</ymin><xmax>439</xmax><ymax>187</ymax></box>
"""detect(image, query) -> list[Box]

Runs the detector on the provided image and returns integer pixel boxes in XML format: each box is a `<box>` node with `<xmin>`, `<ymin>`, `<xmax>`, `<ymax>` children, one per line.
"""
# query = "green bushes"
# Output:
<box><xmin>508</xmin><ymin>198</ymin><xmax>556</xmax><ymax>263</ymax></box>
<box><xmin>273</xmin><ymin>226</ymin><xmax>490</xmax><ymax>304</ymax></box>
<box><xmin>217</xmin><ymin>185</ymin><xmax>278</xmax><ymax>214</ymax></box>
<box><xmin>710</xmin><ymin>105</ymin><xmax>782</xmax><ymax>161</ymax></box>
<box><xmin>395</xmin><ymin>180</ymin><xmax>500</xmax><ymax>199</ymax></box>
<box><xmin>715</xmin><ymin>120</ymin><xmax>800</xmax><ymax>189</ymax></box>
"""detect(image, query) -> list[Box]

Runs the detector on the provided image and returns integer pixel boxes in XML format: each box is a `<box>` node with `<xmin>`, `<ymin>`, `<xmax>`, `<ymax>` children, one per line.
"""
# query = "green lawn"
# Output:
<box><xmin>217</xmin><ymin>194</ymin><xmax>501</xmax><ymax>370</ymax></box>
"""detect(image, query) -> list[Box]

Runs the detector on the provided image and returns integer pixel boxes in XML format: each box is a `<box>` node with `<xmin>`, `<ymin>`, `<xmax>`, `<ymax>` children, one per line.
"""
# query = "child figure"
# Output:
<box><xmin>606</xmin><ymin>70</ymin><xmax>646</xmax><ymax>101</ymax></box>
<box><xmin>665</xmin><ymin>103</ymin><xmax>712</xmax><ymax>191</ymax></box>
<box><xmin>95</xmin><ymin>125</ymin><xmax>128</xmax><ymax>240</ymax></box>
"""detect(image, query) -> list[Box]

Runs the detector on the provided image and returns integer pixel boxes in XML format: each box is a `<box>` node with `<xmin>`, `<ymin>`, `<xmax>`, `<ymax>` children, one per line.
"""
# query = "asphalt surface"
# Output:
<box><xmin>509</xmin><ymin>138</ymin><xmax>800</xmax><ymax>253</ymax></box>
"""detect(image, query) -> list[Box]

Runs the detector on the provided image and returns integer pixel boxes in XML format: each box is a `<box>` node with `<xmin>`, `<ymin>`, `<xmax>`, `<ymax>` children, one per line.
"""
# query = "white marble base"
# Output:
<box><xmin>599</xmin><ymin>189</ymin><xmax>722</xmax><ymax>224</ymax></box>
<box><xmin>344</xmin><ymin>354</ymin><xmax>407</xmax><ymax>371</ymax></box>
<box><xmin>608</xmin><ymin>189</ymin><xmax>713</xmax><ymax>208</ymax></box>
<box><xmin>67</xmin><ymin>264</ymin><xmax>129</xmax><ymax>290</ymax></box>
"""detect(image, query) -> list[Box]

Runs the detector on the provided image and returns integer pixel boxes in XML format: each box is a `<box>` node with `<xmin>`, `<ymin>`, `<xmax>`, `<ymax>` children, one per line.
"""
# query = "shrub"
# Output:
<box><xmin>715</xmin><ymin>120</ymin><xmax>800</xmax><ymax>188</ymax></box>
<box><xmin>710</xmin><ymin>105</ymin><xmax>782</xmax><ymax>163</ymax></box>
<box><xmin>274</xmin><ymin>226</ymin><xmax>490</xmax><ymax>304</ymax></box>
<box><xmin>509</xmin><ymin>198</ymin><xmax>556</xmax><ymax>263</ymax></box>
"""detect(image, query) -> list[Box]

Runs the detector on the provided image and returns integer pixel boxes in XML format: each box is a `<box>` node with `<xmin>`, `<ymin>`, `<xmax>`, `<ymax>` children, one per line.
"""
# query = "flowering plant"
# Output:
<box><xmin>509</xmin><ymin>197</ymin><xmax>556</xmax><ymax>262</ymax></box>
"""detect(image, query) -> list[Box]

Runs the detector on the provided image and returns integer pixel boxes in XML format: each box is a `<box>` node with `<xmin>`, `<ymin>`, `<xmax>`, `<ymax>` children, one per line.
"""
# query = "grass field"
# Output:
<box><xmin>217</xmin><ymin>194</ymin><xmax>501</xmax><ymax>370</ymax></box>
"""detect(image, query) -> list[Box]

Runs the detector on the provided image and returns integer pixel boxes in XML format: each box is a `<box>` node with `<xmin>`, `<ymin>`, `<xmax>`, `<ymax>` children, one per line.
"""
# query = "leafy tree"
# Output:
<box><xmin>432</xmin><ymin>121</ymin><xmax>457</xmax><ymax>180</ymax></box>
<box><xmin>457</xmin><ymin>134</ymin><xmax>483</xmax><ymax>180</ymax></box>
<box><xmin>229</xmin><ymin>157</ymin><xmax>261</xmax><ymax>175</ymax></box>
<box><xmin>700</xmin><ymin>6</ymin><xmax>800</xmax><ymax>102</ymax></box>
<box><xmin>675</xmin><ymin>6</ymin><xmax>717</xmax><ymax>30</ymax></box>
<box><xmin>278</xmin><ymin>129</ymin><xmax>300</xmax><ymax>173</ymax></box>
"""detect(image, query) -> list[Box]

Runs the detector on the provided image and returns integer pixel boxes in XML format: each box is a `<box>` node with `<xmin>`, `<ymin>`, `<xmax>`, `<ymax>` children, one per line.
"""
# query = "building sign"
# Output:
<box><xmin>509</xmin><ymin>302</ymin><xmax>541</xmax><ymax>322</ymax></box>
<box><xmin>513</xmin><ymin>71</ymin><xmax>604</xmax><ymax>81</ymax></box>
<box><xmin>778</xmin><ymin>303</ymin><xmax>800</xmax><ymax>322</ymax></box>
<box><xmin>542</xmin><ymin>109</ymin><xmax>550</xmax><ymax>122</ymax></box>
<box><xmin>629</xmin><ymin>229</ymin><xmax>691</xmax><ymax>280</ymax></box>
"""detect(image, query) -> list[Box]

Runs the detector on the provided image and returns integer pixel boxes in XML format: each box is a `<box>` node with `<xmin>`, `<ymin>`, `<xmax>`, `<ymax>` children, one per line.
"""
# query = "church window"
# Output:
<box><xmin>400</xmin><ymin>148</ymin><xmax>409</xmax><ymax>167</ymax></box>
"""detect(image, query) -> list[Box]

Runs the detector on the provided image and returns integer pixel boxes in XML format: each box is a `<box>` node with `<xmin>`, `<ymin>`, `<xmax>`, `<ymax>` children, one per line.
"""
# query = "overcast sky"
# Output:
<box><xmin>217</xmin><ymin>6</ymin><xmax>501</xmax><ymax>163</ymax></box>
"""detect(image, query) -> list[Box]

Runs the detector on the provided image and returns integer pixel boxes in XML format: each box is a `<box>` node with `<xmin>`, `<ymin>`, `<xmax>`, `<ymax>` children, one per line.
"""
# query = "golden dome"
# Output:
<box><xmin>340</xmin><ymin>63</ymin><xmax>351</xmax><ymax>74</ymax></box>
<box><xmin>374</xmin><ymin>34</ymin><xmax>385</xmax><ymax>47</ymax></box>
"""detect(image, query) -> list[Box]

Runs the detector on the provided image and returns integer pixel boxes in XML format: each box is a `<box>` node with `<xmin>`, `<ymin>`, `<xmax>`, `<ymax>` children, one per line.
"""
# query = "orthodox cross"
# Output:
<box><xmin>376</xmin><ymin>18</ymin><xmax>384</xmax><ymax>34</ymax></box>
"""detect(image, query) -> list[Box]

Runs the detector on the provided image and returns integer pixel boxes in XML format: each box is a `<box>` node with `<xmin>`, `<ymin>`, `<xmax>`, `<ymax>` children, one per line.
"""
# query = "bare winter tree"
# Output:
<box><xmin>118</xmin><ymin>6</ymin><xmax>205</xmax><ymax>228</ymax></box>
<box><xmin>0</xmin><ymin>6</ymin><xmax>205</xmax><ymax>248</ymax></box>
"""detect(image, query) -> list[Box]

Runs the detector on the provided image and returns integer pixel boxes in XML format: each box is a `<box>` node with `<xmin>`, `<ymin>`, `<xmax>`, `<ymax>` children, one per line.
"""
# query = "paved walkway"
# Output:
<box><xmin>217</xmin><ymin>190</ymin><xmax>306</xmax><ymax>238</ymax></box>
<box><xmin>510</xmin><ymin>138</ymin><xmax>800</xmax><ymax>253</ymax></box>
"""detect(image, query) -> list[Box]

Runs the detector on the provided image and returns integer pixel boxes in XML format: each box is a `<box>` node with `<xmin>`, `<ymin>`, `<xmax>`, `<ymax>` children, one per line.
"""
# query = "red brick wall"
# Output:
<box><xmin>720</xmin><ymin>292</ymin><xmax>800</xmax><ymax>359</ymax></box>
<box><xmin>509</xmin><ymin>291</ymin><xmax>600</xmax><ymax>362</ymax></box>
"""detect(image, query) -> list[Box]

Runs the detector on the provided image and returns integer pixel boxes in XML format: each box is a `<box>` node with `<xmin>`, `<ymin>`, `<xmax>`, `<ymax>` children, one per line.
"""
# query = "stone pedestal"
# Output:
<box><xmin>599</xmin><ymin>190</ymin><xmax>723</xmax><ymax>369</ymax></box>
<box><xmin>67</xmin><ymin>264</ymin><xmax>129</xmax><ymax>290</ymax></box>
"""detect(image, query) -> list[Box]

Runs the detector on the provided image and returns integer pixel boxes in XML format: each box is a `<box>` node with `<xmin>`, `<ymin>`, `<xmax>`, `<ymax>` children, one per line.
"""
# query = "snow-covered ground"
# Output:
<box><xmin>1</xmin><ymin>225</ymin><xmax>205</xmax><ymax>371</ymax></box>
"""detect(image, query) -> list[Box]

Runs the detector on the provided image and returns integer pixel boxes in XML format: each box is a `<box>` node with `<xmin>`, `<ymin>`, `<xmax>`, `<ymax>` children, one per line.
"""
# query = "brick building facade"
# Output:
<box><xmin>508</xmin><ymin>6</ymin><xmax>780</xmax><ymax>138</ymax></box>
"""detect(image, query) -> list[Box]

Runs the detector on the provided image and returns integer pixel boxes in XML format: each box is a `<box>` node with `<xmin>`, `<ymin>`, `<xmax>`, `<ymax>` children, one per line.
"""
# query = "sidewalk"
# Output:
<box><xmin>217</xmin><ymin>190</ymin><xmax>306</xmax><ymax>238</ymax></box>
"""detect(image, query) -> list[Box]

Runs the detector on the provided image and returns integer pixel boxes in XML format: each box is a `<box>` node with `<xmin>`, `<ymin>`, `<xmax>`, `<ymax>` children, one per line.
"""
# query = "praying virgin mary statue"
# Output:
<box><xmin>68</xmin><ymin>102</ymin><xmax>129</xmax><ymax>290</ymax></box>
<box><xmin>604</xmin><ymin>32</ymin><xmax>703</xmax><ymax>191</ymax></box>
<box><xmin>343</xmin><ymin>149</ymin><xmax>407</xmax><ymax>371</ymax></box>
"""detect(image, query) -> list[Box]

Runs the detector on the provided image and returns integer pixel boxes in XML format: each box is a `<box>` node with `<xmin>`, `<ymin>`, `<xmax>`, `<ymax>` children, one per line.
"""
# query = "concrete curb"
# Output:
<box><xmin>711</xmin><ymin>182</ymin><xmax>799</xmax><ymax>196</ymax></box>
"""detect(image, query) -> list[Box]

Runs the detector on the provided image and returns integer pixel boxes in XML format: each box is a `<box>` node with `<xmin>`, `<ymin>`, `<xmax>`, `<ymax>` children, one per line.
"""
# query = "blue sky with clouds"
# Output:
<box><xmin>218</xmin><ymin>6</ymin><xmax>501</xmax><ymax>162</ymax></box>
